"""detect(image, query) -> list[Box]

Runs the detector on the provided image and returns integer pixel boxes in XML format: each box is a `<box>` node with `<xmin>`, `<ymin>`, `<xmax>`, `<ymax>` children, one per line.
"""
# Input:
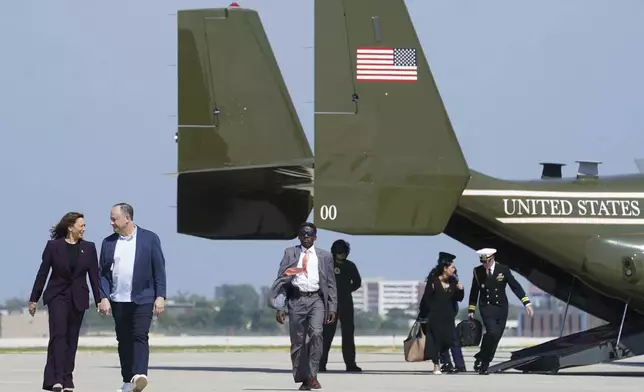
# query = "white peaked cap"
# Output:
<box><xmin>476</xmin><ymin>248</ymin><xmax>497</xmax><ymax>257</ymax></box>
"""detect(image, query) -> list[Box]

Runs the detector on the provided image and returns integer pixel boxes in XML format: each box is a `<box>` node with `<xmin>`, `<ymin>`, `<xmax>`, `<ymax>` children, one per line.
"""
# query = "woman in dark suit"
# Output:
<box><xmin>28</xmin><ymin>212</ymin><xmax>101</xmax><ymax>392</ymax></box>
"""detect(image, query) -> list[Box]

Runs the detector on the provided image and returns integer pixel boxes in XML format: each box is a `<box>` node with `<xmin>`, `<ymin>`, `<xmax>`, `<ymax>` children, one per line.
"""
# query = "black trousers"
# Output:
<box><xmin>43</xmin><ymin>295</ymin><xmax>85</xmax><ymax>390</ymax></box>
<box><xmin>111</xmin><ymin>301</ymin><xmax>154</xmax><ymax>382</ymax></box>
<box><xmin>422</xmin><ymin>319</ymin><xmax>453</xmax><ymax>365</ymax></box>
<box><xmin>475</xmin><ymin>305</ymin><xmax>508</xmax><ymax>363</ymax></box>
<box><xmin>320</xmin><ymin>301</ymin><xmax>356</xmax><ymax>368</ymax></box>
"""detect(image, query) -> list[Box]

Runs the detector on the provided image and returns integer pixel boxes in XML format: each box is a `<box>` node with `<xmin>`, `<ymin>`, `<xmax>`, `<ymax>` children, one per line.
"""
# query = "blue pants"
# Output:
<box><xmin>111</xmin><ymin>302</ymin><xmax>154</xmax><ymax>383</ymax></box>
<box><xmin>440</xmin><ymin>327</ymin><xmax>465</xmax><ymax>368</ymax></box>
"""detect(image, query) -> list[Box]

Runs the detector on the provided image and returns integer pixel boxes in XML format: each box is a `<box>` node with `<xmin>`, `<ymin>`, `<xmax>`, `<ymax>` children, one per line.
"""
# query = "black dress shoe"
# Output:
<box><xmin>478</xmin><ymin>362</ymin><xmax>489</xmax><ymax>375</ymax></box>
<box><xmin>454</xmin><ymin>366</ymin><xmax>467</xmax><ymax>373</ymax></box>
<box><xmin>346</xmin><ymin>364</ymin><xmax>362</xmax><ymax>372</ymax></box>
<box><xmin>473</xmin><ymin>359</ymin><xmax>481</xmax><ymax>372</ymax></box>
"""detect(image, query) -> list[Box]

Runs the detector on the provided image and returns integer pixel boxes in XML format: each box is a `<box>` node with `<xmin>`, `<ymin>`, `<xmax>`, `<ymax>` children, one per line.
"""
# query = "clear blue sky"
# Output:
<box><xmin>2</xmin><ymin>0</ymin><xmax>643</xmax><ymax>306</ymax></box>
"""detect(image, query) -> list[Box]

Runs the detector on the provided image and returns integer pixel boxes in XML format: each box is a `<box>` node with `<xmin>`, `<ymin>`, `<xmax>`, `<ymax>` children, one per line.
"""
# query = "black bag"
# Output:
<box><xmin>456</xmin><ymin>318</ymin><xmax>483</xmax><ymax>347</ymax></box>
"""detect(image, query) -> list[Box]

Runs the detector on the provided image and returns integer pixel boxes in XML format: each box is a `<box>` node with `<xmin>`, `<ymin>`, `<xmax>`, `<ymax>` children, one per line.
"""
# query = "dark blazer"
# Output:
<box><xmin>418</xmin><ymin>277</ymin><xmax>464</xmax><ymax>320</ymax></box>
<box><xmin>29</xmin><ymin>239</ymin><xmax>101</xmax><ymax>311</ymax></box>
<box><xmin>98</xmin><ymin>226</ymin><xmax>167</xmax><ymax>305</ymax></box>
<box><xmin>334</xmin><ymin>259</ymin><xmax>362</xmax><ymax>299</ymax></box>
<box><xmin>468</xmin><ymin>262</ymin><xmax>531</xmax><ymax>314</ymax></box>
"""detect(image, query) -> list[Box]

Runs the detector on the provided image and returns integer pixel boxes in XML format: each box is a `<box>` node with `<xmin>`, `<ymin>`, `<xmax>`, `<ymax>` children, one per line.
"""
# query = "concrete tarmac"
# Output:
<box><xmin>1</xmin><ymin>348</ymin><xmax>642</xmax><ymax>391</ymax></box>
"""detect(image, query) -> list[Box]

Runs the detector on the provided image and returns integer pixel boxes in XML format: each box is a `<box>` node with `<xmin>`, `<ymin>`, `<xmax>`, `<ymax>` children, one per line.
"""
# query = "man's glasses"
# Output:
<box><xmin>299</xmin><ymin>231</ymin><xmax>315</xmax><ymax>237</ymax></box>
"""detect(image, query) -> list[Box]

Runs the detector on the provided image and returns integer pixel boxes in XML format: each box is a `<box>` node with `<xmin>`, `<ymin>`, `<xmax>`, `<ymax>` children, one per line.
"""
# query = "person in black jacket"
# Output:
<box><xmin>319</xmin><ymin>240</ymin><xmax>362</xmax><ymax>372</ymax></box>
<box><xmin>468</xmin><ymin>248</ymin><xmax>534</xmax><ymax>375</ymax></box>
<box><xmin>438</xmin><ymin>267</ymin><xmax>466</xmax><ymax>373</ymax></box>
<box><xmin>418</xmin><ymin>252</ymin><xmax>464</xmax><ymax>375</ymax></box>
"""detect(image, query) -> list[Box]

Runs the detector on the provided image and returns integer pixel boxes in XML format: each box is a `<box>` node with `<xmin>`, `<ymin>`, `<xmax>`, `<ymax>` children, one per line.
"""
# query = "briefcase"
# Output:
<box><xmin>456</xmin><ymin>318</ymin><xmax>483</xmax><ymax>347</ymax></box>
<box><xmin>403</xmin><ymin>321</ymin><xmax>426</xmax><ymax>362</ymax></box>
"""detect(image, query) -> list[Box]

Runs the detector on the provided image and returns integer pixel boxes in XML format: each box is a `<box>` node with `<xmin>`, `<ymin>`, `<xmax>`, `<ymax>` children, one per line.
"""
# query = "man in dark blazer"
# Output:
<box><xmin>98</xmin><ymin>203</ymin><xmax>167</xmax><ymax>392</ymax></box>
<box><xmin>468</xmin><ymin>248</ymin><xmax>534</xmax><ymax>375</ymax></box>
<box><xmin>269</xmin><ymin>222</ymin><xmax>337</xmax><ymax>391</ymax></box>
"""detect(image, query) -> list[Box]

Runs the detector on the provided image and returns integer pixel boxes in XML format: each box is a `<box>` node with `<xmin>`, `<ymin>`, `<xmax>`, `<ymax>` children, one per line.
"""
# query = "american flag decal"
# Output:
<box><xmin>356</xmin><ymin>47</ymin><xmax>417</xmax><ymax>82</ymax></box>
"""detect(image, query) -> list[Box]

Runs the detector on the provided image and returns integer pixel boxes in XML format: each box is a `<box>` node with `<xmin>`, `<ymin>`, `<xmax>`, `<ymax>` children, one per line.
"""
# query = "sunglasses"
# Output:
<box><xmin>299</xmin><ymin>231</ymin><xmax>316</xmax><ymax>237</ymax></box>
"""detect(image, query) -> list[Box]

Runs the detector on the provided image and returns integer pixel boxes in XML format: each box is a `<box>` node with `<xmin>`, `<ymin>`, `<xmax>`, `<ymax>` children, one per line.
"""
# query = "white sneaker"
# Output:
<box><xmin>117</xmin><ymin>382</ymin><xmax>133</xmax><ymax>392</ymax></box>
<box><xmin>131</xmin><ymin>374</ymin><xmax>148</xmax><ymax>392</ymax></box>
<box><xmin>433</xmin><ymin>369</ymin><xmax>442</xmax><ymax>375</ymax></box>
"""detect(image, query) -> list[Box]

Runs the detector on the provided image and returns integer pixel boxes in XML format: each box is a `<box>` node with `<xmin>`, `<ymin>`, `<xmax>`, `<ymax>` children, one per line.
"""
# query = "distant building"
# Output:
<box><xmin>163</xmin><ymin>299</ymin><xmax>197</xmax><ymax>315</ymax></box>
<box><xmin>214</xmin><ymin>286</ymin><xmax>225</xmax><ymax>300</ymax></box>
<box><xmin>352</xmin><ymin>278</ymin><xmax>424</xmax><ymax>317</ymax></box>
<box><xmin>0</xmin><ymin>308</ymin><xmax>49</xmax><ymax>338</ymax></box>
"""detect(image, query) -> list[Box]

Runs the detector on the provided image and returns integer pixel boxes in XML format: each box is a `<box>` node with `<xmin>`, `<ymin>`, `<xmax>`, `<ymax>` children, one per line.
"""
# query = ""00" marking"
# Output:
<box><xmin>319</xmin><ymin>205</ymin><xmax>337</xmax><ymax>220</ymax></box>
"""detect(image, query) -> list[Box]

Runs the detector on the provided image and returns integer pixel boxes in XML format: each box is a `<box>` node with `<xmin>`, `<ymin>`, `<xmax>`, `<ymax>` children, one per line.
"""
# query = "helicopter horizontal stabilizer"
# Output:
<box><xmin>176</xmin><ymin>161</ymin><xmax>313</xmax><ymax>240</ymax></box>
<box><xmin>635</xmin><ymin>158</ymin><xmax>644</xmax><ymax>173</ymax></box>
<box><xmin>313</xmin><ymin>0</ymin><xmax>470</xmax><ymax>235</ymax></box>
<box><xmin>176</xmin><ymin>7</ymin><xmax>313</xmax><ymax>239</ymax></box>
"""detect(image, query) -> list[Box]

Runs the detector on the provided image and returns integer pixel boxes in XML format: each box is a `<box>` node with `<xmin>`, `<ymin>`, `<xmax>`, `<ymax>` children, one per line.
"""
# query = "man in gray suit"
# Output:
<box><xmin>269</xmin><ymin>222</ymin><xmax>337</xmax><ymax>390</ymax></box>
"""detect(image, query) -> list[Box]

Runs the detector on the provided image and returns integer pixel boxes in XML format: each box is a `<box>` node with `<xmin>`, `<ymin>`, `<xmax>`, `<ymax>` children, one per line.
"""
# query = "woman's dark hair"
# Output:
<box><xmin>426</xmin><ymin>258</ymin><xmax>455</xmax><ymax>282</ymax></box>
<box><xmin>50</xmin><ymin>212</ymin><xmax>84</xmax><ymax>240</ymax></box>
<box><xmin>331</xmin><ymin>239</ymin><xmax>350</xmax><ymax>255</ymax></box>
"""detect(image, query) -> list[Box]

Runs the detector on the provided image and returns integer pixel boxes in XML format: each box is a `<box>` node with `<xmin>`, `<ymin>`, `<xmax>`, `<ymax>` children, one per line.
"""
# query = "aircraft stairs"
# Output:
<box><xmin>488</xmin><ymin>322</ymin><xmax>644</xmax><ymax>374</ymax></box>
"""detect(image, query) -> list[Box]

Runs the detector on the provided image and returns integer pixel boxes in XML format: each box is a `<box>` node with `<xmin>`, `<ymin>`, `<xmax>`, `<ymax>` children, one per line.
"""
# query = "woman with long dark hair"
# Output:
<box><xmin>29</xmin><ymin>212</ymin><xmax>101</xmax><ymax>391</ymax></box>
<box><xmin>418</xmin><ymin>252</ymin><xmax>464</xmax><ymax>374</ymax></box>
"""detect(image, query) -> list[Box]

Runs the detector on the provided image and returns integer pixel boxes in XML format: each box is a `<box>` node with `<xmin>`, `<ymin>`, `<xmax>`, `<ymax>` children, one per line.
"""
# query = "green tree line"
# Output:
<box><xmin>2</xmin><ymin>285</ymin><xmax>524</xmax><ymax>335</ymax></box>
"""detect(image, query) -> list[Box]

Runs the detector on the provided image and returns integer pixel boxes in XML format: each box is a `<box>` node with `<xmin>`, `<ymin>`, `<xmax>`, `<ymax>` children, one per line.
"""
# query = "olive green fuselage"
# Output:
<box><xmin>175</xmin><ymin>1</ymin><xmax>644</xmax><ymax>328</ymax></box>
<box><xmin>450</xmin><ymin>170</ymin><xmax>644</xmax><ymax>323</ymax></box>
